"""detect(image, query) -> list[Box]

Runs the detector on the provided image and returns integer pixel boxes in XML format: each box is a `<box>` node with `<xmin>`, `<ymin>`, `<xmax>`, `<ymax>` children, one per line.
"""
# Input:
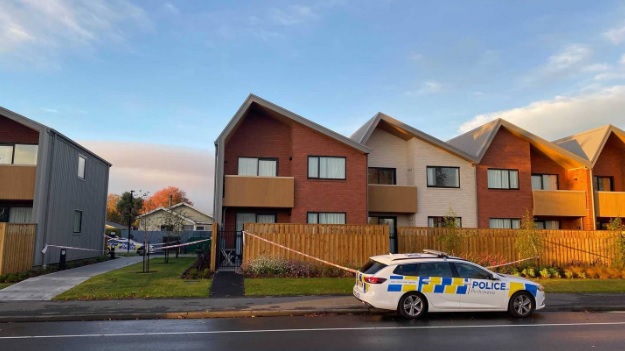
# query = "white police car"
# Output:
<box><xmin>353</xmin><ymin>250</ymin><xmax>545</xmax><ymax>319</ymax></box>
<box><xmin>107</xmin><ymin>237</ymin><xmax>155</xmax><ymax>255</ymax></box>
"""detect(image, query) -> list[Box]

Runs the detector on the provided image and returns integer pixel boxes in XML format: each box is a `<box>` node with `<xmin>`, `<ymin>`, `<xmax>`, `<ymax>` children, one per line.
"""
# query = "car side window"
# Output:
<box><xmin>454</xmin><ymin>262</ymin><xmax>492</xmax><ymax>279</ymax></box>
<box><xmin>393</xmin><ymin>264</ymin><xmax>419</xmax><ymax>276</ymax></box>
<box><xmin>418</xmin><ymin>262</ymin><xmax>453</xmax><ymax>277</ymax></box>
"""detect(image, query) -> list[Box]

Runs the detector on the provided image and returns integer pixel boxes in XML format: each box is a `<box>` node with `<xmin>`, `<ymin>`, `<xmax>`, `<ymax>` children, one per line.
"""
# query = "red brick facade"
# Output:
<box><xmin>222</xmin><ymin>105</ymin><xmax>368</xmax><ymax>231</ymax></box>
<box><xmin>0</xmin><ymin>116</ymin><xmax>39</xmax><ymax>144</ymax></box>
<box><xmin>593</xmin><ymin>134</ymin><xmax>625</xmax><ymax>192</ymax></box>
<box><xmin>477</xmin><ymin>127</ymin><xmax>533</xmax><ymax>228</ymax></box>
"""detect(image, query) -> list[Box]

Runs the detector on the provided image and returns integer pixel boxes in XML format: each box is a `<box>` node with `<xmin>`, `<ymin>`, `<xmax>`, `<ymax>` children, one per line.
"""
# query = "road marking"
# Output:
<box><xmin>2</xmin><ymin>321</ymin><xmax>625</xmax><ymax>340</ymax></box>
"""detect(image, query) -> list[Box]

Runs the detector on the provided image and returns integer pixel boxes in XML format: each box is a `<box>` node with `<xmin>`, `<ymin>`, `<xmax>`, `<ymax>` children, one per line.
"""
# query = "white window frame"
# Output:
<box><xmin>308</xmin><ymin>156</ymin><xmax>346</xmax><ymax>180</ymax></box>
<box><xmin>489</xmin><ymin>218</ymin><xmax>521</xmax><ymax>229</ymax></box>
<box><xmin>487</xmin><ymin>169</ymin><xmax>519</xmax><ymax>189</ymax></box>
<box><xmin>78</xmin><ymin>155</ymin><xmax>86</xmax><ymax>179</ymax></box>
<box><xmin>237</xmin><ymin>157</ymin><xmax>278</xmax><ymax>177</ymax></box>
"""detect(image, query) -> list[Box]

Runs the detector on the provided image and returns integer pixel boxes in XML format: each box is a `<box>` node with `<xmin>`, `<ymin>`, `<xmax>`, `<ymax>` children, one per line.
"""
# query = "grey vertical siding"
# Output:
<box><xmin>35</xmin><ymin>133</ymin><xmax>110</xmax><ymax>265</ymax></box>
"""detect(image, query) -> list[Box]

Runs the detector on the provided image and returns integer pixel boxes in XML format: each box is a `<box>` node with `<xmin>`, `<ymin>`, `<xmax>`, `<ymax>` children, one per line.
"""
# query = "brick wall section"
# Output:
<box><xmin>223</xmin><ymin>107</ymin><xmax>368</xmax><ymax>230</ymax></box>
<box><xmin>594</xmin><ymin>134</ymin><xmax>625</xmax><ymax>191</ymax></box>
<box><xmin>477</xmin><ymin>127</ymin><xmax>532</xmax><ymax>228</ymax></box>
<box><xmin>0</xmin><ymin>116</ymin><xmax>39</xmax><ymax>144</ymax></box>
<box><xmin>530</xmin><ymin>146</ymin><xmax>593</xmax><ymax>229</ymax></box>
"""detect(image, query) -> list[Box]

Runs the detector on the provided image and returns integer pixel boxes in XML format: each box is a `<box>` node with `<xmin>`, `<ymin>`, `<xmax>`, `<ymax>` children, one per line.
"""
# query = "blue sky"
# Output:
<box><xmin>2</xmin><ymin>1</ymin><xmax>625</xmax><ymax>213</ymax></box>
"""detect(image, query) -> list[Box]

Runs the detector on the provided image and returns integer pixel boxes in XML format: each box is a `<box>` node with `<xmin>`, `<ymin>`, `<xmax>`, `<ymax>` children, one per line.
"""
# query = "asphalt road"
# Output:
<box><xmin>1</xmin><ymin>312</ymin><xmax>624</xmax><ymax>351</ymax></box>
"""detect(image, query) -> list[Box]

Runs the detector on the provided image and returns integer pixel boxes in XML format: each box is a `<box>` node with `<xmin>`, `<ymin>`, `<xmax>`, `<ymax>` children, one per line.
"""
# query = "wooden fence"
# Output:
<box><xmin>0</xmin><ymin>223</ymin><xmax>37</xmax><ymax>274</ymax></box>
<box><xmin>398</xmin><ymin>227</ymin><xmax>621</xmax><ymax>266</ymax></box>
<box><xmin>242</xmin><ymin>223</ymin><xmax>389</xmax><ymax>268</ymax></box>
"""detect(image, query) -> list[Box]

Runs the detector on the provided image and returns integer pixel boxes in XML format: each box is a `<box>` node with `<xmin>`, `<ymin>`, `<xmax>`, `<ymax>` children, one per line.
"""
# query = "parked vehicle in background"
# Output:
<box><xmin>106</xmin><ymin>237</ymin><xmax>155</xmax><ymax>255</ymax></box>
<box><xmin>353</xmin><ymin>249</ymin><xmax>545</xmax><ymax>319</ymax></box>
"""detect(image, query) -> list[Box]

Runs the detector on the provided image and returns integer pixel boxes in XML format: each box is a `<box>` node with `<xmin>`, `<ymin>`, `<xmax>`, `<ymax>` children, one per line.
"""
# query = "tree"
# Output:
<box><xmin>142</xmin><ymin>186</ymin><xmax>193</xmax><ymax>213</ymax></box>
<box><xmin>515</xmin><ymin>210</ymin><xmax>542</xmax><ymax>263</ymax></box>
<box><xmin>437</xmin><ymin>207</ymin><xmax>462</xmax><ymax>255</ymax></box>
<box><xmin>106</xmin><ymin>194</ymin><xmax>123</xmax><ymax>223</ymax></box>
<box><xmin>116</xmin><ymin>191</ymin><xmax>145</xmax><ymax>227</ymax></box>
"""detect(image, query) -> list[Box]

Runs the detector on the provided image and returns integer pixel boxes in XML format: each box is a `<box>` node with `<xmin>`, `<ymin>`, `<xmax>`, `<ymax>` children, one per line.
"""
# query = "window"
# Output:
<box><xmin>238</xmin><ymin>157</ymin><xmax>278</xmax><ymax>176</ymax></box>
<box><xmin>307</xmin><ymin>212</ymin><xmax>346</xmax><ymax>224</ymax></box>
<box><xmin>594</xmin><ymin>176</ymin><xmax>613</xmax><ymax>191</ymax></box>
<box><xmin>427</xmin><ymin>167</ymin><xmax>460</xmax><ymax>188</ymax></box>
<box><xmin>393</xmin><ymin>264</ymin><xmax>419</xmax><ymax>276</ymax></box>
<box><xmin>182</xmin><ymin>225</ymin><xmax>194</xmax><ymax>231</ymax></box>
<box><xmin>78</xmin><ymin>155</ymin><xmax>86</xmax><ymax>179</ymax></box>
<box><xmin>196</xmin><ymin>226</ymin><xmax>205</xmax><ymax>230</ymax></box>
<box><xmin>368</xmin><ymin>167</ymin><xmax>396</xmax><ymax>184</ymax></box>
<box><xmin>488</xmin><ymin>169</ymin><xmax>519</xmax><ymax>189</ymax></box>
<box><xmin>534</xmin><ymin>220</ymin><xmax>560</xmax><ymax>230</ymax></box>
<box><xmin>360</xmin><ymin>260</ymin><xmax>387</xmax><ymax>275</ymax></box>
<box><xmin>0</xmin><ymin>144</ymin><xmax>38</xmax><ymax>165</ymax></box>
<box><xmin>453</xmin><ymin>262</ymin><xmax>492</xmax><ymax>279</ymax></box>
<box><xmin>489</xmin><ymin>218</ymin><xmax>521</xmax><ymax>229</ymax></box>
<box><xmin>308</xmin><ymin>156</ymin><xmax>346</xmax><ymax>179</ymax></box>
<box><xmin>236</xmin><ymin>212</ymin><xmax>277</xmax><ymax>232</ymax></box>
<box><xmin>73</xmin><ymin>210</ymin><xmax>83</xmax><ymax>233</ymax></box>
<box><xmin>160</xmin><ymin>225</ymin><xmax>174</xmax><ymax>231</ymax></box>
<box><xmin>428</xmin><ymin>216</ymin><xmax>462</xmax><ymax>228</ymax></box>
<box><xmin>532</xmin><ymin>174</ymin><xmax>558</xmax><ymax>190</ymax></box>
<box><xmin>0</xmin><ymin>207</ymin><xmax>9</xmax><ymax>222</ymax></box>
<box><xmin>8</xmin><ymin>207</ymin><xmax>32</xmax><ymax>223</ymax></box>
<box><xmin>417</xmin><ymin>262</ymin><xmax>453</xmax><ymax>277</ymax></box>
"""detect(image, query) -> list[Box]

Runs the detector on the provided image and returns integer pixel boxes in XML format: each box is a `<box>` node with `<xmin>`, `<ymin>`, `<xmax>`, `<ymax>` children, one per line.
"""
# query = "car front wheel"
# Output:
<box><xmin>398</xmin><ymin>292</ymin><xmax>427</xmax><ymax>319</ymax></box>
<box><xmin>508</xmin><ymin>291</ymin><xmax>535</xmax><ymax>318</ymax></box>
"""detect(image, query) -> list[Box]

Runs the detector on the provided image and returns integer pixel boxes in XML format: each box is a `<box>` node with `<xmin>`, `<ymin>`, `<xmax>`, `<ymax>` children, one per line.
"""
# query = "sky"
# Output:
<box><xmin>2</xmin><ymin>0</ymin><xmax>625</xmax><ymax>215</ymax></box>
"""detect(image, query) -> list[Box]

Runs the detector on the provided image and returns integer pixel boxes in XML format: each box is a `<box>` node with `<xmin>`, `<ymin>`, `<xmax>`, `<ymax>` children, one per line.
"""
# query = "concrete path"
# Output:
<box><xmin>0</xmin><ymin>256</ymin><xmax>143</xmax><ymax>301</ymax></box>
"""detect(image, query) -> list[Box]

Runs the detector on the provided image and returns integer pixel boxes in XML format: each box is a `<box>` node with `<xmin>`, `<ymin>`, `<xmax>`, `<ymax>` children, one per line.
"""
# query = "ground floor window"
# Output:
<box><xmin>307</xmin><ymin>212</ymin><xmax>346</xmax><ymax>224</ymax></box>
<box><xmin>0</xmin><ymin>207</ymin><xmax>8</xmax><ymax>222</ymax></box>
<box><xmin>73</xmin><ymin>210</ymin><xmax>83</xmax><ymax>233</ymax></box>
<box><xmin>428</xmin><ymin>216</ymin><xmax>462</xmax><ymax>228</ymax></box>
<box><xmin>534</xmin><ymin>220</ymin><xmax>560</xmax><ymax>230</ymax></box>
<box><xmin>236</xmin><ymin>212</ymin><xmax>276</xmax><ymax>232</ymax></box>
<box><xmin>489</xmin><ymin>218</ymin><xmax>521</xmax><ymax>229</ymax></box>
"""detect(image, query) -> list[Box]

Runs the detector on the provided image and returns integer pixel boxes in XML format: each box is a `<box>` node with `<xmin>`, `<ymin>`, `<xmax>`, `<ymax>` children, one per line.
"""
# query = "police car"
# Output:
<box><xmin>353</xmin><ymin>250</ymin><xmax>545</xmax><ymax>319</ymax></box>
<box><xmin>107</xmin><ymin>237</ymin><xmax>155</xmax><ymax>255</ymax></box>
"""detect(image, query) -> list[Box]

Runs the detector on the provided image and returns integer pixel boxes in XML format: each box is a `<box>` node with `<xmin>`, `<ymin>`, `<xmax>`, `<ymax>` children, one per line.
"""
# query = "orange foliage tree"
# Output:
<box><xmin>106</xmin><ymin>194</ymin><xmax>123</xmax><ymax>223</ymax></box>
<box><xmin>142</xmin><ymin>186</ymin><xmax>193</xmax><ymax>213</ymax></box>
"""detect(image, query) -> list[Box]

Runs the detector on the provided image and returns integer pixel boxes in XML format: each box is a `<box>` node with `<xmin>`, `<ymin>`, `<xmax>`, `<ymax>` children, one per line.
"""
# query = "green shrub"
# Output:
<box><xmin>539</xmin><ymin>268</ymin><xmax>551</xmax><ymax>279</ymax></box>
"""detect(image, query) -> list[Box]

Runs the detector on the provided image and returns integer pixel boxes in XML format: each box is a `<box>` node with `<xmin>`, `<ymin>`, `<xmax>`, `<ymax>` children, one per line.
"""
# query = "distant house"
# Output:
<box><xmin>0</xmin><ymin>106</ymin><xmax>111</xmax><ymax>266</ymax></box>
<box><xmin>136</xmin><ymin>202</ymin><xmax>213</xmax><ymax>231</ymax></box>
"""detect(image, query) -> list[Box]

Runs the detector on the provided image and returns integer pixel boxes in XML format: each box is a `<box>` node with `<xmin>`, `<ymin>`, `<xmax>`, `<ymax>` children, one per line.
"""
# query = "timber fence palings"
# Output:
<box><xmin>0</xmin><ymin>223</ymin><xmax>36</xmax><ymax>274</ymax></box>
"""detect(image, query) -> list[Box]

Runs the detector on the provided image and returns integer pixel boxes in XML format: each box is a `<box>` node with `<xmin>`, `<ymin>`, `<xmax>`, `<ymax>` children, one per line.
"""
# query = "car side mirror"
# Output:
<box><xmin>490</xmin><ymin>274</ymin><xmax>500</xmax><ymax>280</ymax></box>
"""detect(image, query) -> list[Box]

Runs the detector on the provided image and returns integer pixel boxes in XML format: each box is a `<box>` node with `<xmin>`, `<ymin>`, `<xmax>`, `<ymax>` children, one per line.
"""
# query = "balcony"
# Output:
<box><xmin>223</xmin><ymin>175</ymin><xmax>294</xmax><ymax>208</ymax></box>
<box><xmin>532</xmin><ymin>190</ymin><xmax>587</xmax><ymax>217</ymax></box>
<box><xmin>368</xmin><ymin>184</ymin><xmax>418</xmax><ymax>213</ymax></box>
<box><xmin>594</xmin><ymin>191</ymin><xmax>625</xmax><ymax>218</ymax></box>
<box><xmin>0</xmin><ymin>165</ymin><xmax>36</xmax><ymax>200</ymax></box>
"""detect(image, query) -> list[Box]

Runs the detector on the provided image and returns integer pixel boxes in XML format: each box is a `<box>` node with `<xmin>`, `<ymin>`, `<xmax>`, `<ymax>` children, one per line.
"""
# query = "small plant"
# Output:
<box><xmin>436</xmin><ymin>207</ymin><xmax>463</xmax><ymax>255</ymax></box>
<box><xmin>548</xmin><ymin>267</ymin><xmax>561</xmax><ymax>279</ymax></box>
<box><xmin>516</xmin><ymin>210</ymin><xmax>542</xmax><ymax>264</ymax></box>
<box><xmin>539</xmin><ymin>268</ymin><xmax>551</xmax><ymax>279</ymax></box>
<box><xmin>564</xmin><ymin>269</ymin><xmax>574</xmax><ymax>279</ymax></box>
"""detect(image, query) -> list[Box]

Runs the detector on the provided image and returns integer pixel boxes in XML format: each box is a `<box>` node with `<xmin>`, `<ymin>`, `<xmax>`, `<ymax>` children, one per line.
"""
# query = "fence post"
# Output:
<box><xmin>210</xmin><ymin>222</ymin><xmax>218</xmax><ymax>271</ymax></box>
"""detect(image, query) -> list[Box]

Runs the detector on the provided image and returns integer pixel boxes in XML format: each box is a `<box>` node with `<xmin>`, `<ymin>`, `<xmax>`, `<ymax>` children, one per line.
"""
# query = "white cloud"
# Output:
<box><xmin>80</xmin><ymin>141</ymin><xmax>215</xmax><ymax>215</ymax></box>
<box><xmin>406</xmin><ymin>81</ymin><xmax>444</xmax><ymax>96</ymax></box>
<box><xmin>545</xmin><ymin>44</ymin><xmax>592</xmax><ymax>72</ymax></box>
<box><xmin>270</xmin><ymin>5</ymin><xmax>318</xmax><ymax>26</ymax></box>
<box><xmin>0</xmin><ymin>0</ymin><xmax>150</xmax><ymax>66</ymax></box>
<box><xmin>459</xmin><ymin>86</ymin><xmax>625</xmax><ymax>140</ymax></box>
<box><xmin>604</xmin><ymin>23</ymin><xmax>625</xmax><ymax>44</ymax></box>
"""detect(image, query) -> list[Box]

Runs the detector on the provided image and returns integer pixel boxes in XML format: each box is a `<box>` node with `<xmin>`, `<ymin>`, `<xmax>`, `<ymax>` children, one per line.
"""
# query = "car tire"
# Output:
<box><xmin>508</xmin><ymin>291</ymin><xmax>535</xmax><ymax>318</ymax></box>
<box><xmin>398</xmin><ymin>292</ymin><xmax>427</xmax><ymax>319</ymax></box>
<box><xmin>137</xmin><ymin>248</ymin><xmax>145</xmax><ymax>256</ymax></box>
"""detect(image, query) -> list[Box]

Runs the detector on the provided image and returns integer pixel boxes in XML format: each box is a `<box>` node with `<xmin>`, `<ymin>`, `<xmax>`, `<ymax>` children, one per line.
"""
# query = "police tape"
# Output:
<box><xmin>42</xmin><ymin>244</ymin><xmax>104</xmax><ymax>254</ymax></box>
<box><xmin>157</xmin><ymin>238</ymin><xmax>211</xmax><ymax>251</ymax></box>
<box><xmin>243</xmin><ymin>231</ymin><xmax>358</xmax><ymax>274</ymax></box>
<box><xmin>486</xmin><ymin>256</ymin><xmax>539</xmax><ymax>269</ymax></box>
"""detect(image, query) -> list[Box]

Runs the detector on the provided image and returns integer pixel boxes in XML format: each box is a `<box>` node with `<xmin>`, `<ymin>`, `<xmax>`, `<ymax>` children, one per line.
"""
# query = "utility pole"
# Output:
<box><xmin>128</xmin><ymin>190</ymin><xmax>134</xmax><ymax>253</ymax></box>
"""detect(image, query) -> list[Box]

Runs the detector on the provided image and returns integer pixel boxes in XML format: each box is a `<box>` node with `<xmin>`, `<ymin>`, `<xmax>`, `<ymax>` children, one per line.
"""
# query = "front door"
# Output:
<box><xmin>454</xmin><ymin>262</ymin><xmax>507</xmax><ymax>309</ymax></box>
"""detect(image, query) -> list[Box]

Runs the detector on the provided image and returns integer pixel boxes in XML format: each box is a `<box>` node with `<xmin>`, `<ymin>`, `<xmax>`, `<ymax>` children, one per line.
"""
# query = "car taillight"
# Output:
<box><xmin>364</xmin><ymin>277</ymin><xmax>387</xmax><ymax>284</ymax></box>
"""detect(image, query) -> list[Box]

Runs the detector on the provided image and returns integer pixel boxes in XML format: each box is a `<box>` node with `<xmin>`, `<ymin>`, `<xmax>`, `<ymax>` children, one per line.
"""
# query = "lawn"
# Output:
<box><xmin>245</xmin><ymin>277</ymin><xmax>354</xmax><ymax>296</ymax></box>
<box><xmin>538</xmin><ymin>279</ymin><xmax>625</xmax><ymax>293</ymax></box>
<box><xmin>54</xmin><ymin>257</ymin><xmax>210</xmax><ymax>300</ymax></box>
<box><xmin>0</xmin><ymin>283</ymin><xmax>11</xmax><ymax>290</ymax></box>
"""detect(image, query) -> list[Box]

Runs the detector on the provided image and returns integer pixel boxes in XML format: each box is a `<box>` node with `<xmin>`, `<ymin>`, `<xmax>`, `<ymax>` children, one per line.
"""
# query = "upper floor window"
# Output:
<box><xmin>594</xmin><ymin>176</ymin><xmax>613</xmax><ymax>191</ymax></box>
<box><xmin>488</xmin><ymin>169</ymin><xmax>519</xmax><ymax>189</ymax></box>
<box><xmin>308</xmin><ymin>156</ymin><xmax>346</xmax><ymax>179</ymax></box>
<box><xmin>238</xmin><ymin>157</ymin><xmax>277</xmax><ymax>176</ymax></box>
<box><xmin>78</xmin><ymin>155</ymin><xmax>86</xmax><ymax>179</ymax></box>
<box><xmin>427</xmin><ymin>166</ymin><xmax>460</xmax><ymax>188</ymax></box>
<box><xmin>368</xmin><ymin>167</ymin><xmax>396</xmax><ymax>184</ymax></box>
<box><xmin>0</xmin><ymin>144</ymin><xmax>38</xmax><ymax>165</ymax></box>
<box><xmin>532</xmin><ymin>174</ymin><xmax>558</xmax><ymax>190</ymax></box>
<box><xmin>428</xmin><ymin>216</ymin><xmax>462</xmax><ymax>228</ymax></box>
<box><xmin>307</xmin><ymin>212</ymin><xmax>346</xmax><ymax>224</ymax></box>
<box><xmin>489</xmin><ymin>218</ymin><xmax>520</xmax><ymax>229</ymax></box>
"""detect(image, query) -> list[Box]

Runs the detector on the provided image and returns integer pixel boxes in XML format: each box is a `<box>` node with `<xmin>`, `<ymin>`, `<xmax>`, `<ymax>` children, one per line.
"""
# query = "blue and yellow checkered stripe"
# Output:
<box><xmin>387</xmin><ymin>276</ymin><xmax>469</xmax><ymax>294</ymax></box>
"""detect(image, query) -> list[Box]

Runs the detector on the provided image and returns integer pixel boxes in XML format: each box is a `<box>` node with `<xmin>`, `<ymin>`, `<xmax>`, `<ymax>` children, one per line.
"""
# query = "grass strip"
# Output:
<box><xmin>245</xmin><ymin>277</ymin><xmax>354</xmax><ymax>296</ymax></box>
<box><xmin>538</xmin><ymin>279</ymin><xmax>625</xmax><ymax>293</ymax></box>
<box><xmin>54</xmin><ymin>257</ymin><xmax>210</xmax><ymax>300</ymax></box>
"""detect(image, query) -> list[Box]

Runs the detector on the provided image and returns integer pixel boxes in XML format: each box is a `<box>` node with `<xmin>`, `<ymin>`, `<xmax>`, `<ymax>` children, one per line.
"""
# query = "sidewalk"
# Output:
<box><xmin>1</xmin><ymin>257</ymin><xmax>625</xmax><ymax>322</ymax></box>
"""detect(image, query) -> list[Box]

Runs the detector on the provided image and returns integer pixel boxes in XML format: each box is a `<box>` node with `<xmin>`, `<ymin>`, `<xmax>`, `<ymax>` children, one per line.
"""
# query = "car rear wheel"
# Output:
<box><xmin>508</xmin><ymin>291</ymin><xmax>534</xmax><ymax>318</ymax></box>
<box><xmin>136</xmin><ymin>248</ymin><xmax>145</xmax><ymax>256</ymax></box>
<box><xmin>398</xmin><ymin>292</ymin><xmax>427</xmax><ymax>319</ymax></box>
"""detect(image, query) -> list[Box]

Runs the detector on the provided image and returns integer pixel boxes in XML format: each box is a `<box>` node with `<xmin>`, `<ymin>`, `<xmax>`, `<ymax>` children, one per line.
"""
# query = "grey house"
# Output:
<box><xmin>0</xmin><ymin>106</ymin><xmax>111</xmax><ymax>266</ymax></box>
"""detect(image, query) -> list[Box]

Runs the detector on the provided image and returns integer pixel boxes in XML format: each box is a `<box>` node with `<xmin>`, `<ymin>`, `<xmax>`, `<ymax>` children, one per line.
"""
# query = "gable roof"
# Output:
<box><xmin>0</xmin><ymin>105</ymin><xmax>112</xmax><ymax>166</ymax></box>
<box><xmin>447</xmin><ymin>118</ymin><xmax>590</xmax><ymax>168</ymax></box>
<box><xmin>136</xmin><ymin>202</ymin><xmax>213</xmax><ymax>224</ymax></box>
<box><xmin>351</xmin><ymin>112</ymin><xmax>476</xmax><ymax>162</ymax></box>
<box><xmin>553</xmin><ymin>125</ymin><xmax>625</xmax><ymax>166</ymax></box>
<box><xmin>215</xmin><ymin>94</ymin><xmax>371</xmax><ymax>153</ymax></box>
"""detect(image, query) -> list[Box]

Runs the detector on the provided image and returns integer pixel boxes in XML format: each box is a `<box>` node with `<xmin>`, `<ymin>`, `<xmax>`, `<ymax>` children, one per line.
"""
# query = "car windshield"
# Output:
<box><xmin>360</xmin><ymin>260</ymin><xmax>387</xmax><ymax>274</ymax></box>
